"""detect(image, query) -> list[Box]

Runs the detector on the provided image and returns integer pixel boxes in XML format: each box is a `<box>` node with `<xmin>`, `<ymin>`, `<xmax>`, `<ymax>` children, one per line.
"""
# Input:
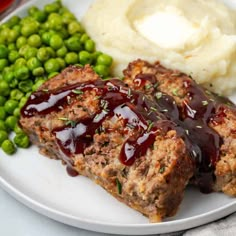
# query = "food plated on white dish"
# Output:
<box><xmin>0</xmin><ymin>0</ymin><xmax>236</xmax><ymax>235</ymax></box>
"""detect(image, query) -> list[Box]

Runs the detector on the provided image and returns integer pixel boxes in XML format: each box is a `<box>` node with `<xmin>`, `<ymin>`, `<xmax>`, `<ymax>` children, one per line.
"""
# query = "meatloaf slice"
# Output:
<box><xmin>19</xmin><ymin>65</ymin><xmax>194</xmax><ymax>222</ymax></box>
<box><xmin>123</xmin><ymin>59</ymin><xmax>236</xmax><ymax>196</ymax></box>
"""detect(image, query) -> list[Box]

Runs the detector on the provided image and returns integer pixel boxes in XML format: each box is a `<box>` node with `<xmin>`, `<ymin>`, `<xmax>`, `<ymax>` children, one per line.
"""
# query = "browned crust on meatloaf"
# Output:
<box><xmin>123</xmin><ymin>59</ymin><xmax>236</xmax><ymax>197</ymax></box>
<box><xmin>19</xmin><ymin>65</ymin><xmax>194</xmax><ymax>222</ymax></box>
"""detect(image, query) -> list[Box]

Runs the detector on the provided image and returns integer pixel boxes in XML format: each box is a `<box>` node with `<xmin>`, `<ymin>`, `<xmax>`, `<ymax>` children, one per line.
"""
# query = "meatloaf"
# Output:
<box><xmin>123</xmin><ymin>59</ymin><xmax>236</xmax><ymax>196</ymax></box>
<box><xmin>19</xmin><ymin>65</ymin><xmax>194</xmax><ymax>222</ymax></box>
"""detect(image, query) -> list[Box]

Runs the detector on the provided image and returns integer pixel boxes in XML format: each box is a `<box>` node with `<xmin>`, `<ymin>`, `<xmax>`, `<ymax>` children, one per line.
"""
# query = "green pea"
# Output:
<box><xmin>94</xmin><ymin>64</ymin><xmax>109</xmax><ymax>77</ymax></box>
<box><xmin>44</xmin><ymin>2</ymin><xmax>60</xmax><ymax>14</ymax></box>
<box><xmin>0</xmin><ymin>107</ymin><xmax>6</xmax><ymax>120</ymax></box>
<box><xmin>12</xmin><ymin>25</ymin><xmax>21</xmax><ymax>35</ymax></box>
<box><xmin>28</xmin><ymin>34</ymin><xmax>42</xmax><ymax>48</ymax></box>
<box><xmin>10</xmin><ymin>89</ymin><xmax>24</xmax><ymax>100</ymax></box>
<box><xmin>14</xmin><ymin>133</ymin><xmax>30</xmax><ymax>148</ymax></box>
<box><xmin>13</xmin><ymin>107</ymin><xmax>21</xmax><ymax>117</ymax></box>
<box><xmin>14</xmin><ymin>57</ymin><xmax>27</xmax><ymax>66</ymax></box>
<box><xmin>48</xmin><ymin>72</ymin><xmax>59</xmax><ymax>79</ymax></box>
<box><xmin>80</xmin><ymin>33</ymin><xmax>89</xmax><ymax>44</ymax></box>
<box><xmin>14</xmin><ymin>65</ymin><xmax>30</xmax><ymax>80</ymax></box>
<box><xmin>8</xmin><ymin>50</ymin><xmax>20</xmax><ymax>63</ymax></box>
<box><xmin>3</xmin><ymin>70</ymin><xmax>14</xmax><ymax>83</ymax></box>
<box><xmin>20</xmin><ymin>16</ymin><xmax>36</xmax><ymax>25</ymax></box>
<box><xmin>0</xmin><ymin>59</ymin><xmax>8</xmax><ymax>71</ymax></box>
<box><xmin>14</xmin><ymin>125</ymin><xmax>23</xmax><ymax>134</ymax></box>
<box><xmin>5</xmin><ymin>116</ymin><xmax>17</xmax><ymax>130</ymax></box>
<box><xmin>18</xmin><ymin>80</ymin><xmax>33</xmax><ymax>93</ymax></box>
<box><xmin>4</xmin><ymin>100</ymin><xmax>19</xmax><ymax>114</ymax></box>
<box><xmin>7</xmin><ymin>16</ymin><xmax>21</xmax><ymax>27</ymax></box>
<box><xmin>41</xmin><ymin>31</ymin><xmax>54</xmax><ymax>45</ymax></box>
<box><xmin>97</xmin><ymin>54</ymin><xmax>113</xmax><ymax>67</ymax></box>
<box><xmin>0</xmin><ymin>96</ymin><xmax>6</xmax><ymax>106</ymax></box>
<box><xmin>61</xmin><ymin>11</ymin><xmax>75</xmax><ymax>24</ymax></box>
<box><xmin>32</xmin><ymin>10</ymin><xmax>47</xmax><ymax>23</ymax></box>
<box><xmin>1</xmin><ymin>139</ymin><xmax>16</xmax><ymax>155</ymax></box>
<box><xmin>32</xmin><ymin>67</ymin><xmax>45</xmax><ymax>76</ymax></box>
<box><xmin>27</xmin><ymin>57</ymin><xmax>42</xmax><ymax>71</ymax></box>
<box><xmin>9</xmin><ymin>78</ymin><xmax>18</xmax><ymax>89</ymax></box>
<box><xmin>0</xmin><ymin>44</ymin><xmax>9</xmax><ymax>59</ymax></box>
<box><xmin>79</xmin><ymin>51</ymin><xmax>92</xmax><ymax>65</ymax></box>
<box><xmin>25</xmin><ymin>92</ymin><xmax>32</xmax><ymax>98</ymax></box>
<box><xmin>56</xmin><ymin>57</ymin><xmax>66</xmax><ymax>69</ymax></box>
<box><xmin>0</xmin><ymin>28</ymin><xmax>10</xmax><ymax>42</ymax></box>
<box><xmin>28</xmin><ymin>6</ymin><xmax>39</xmax><ymax>16</ymax></box>
<box><xmin>45</xmin><ymin>47</ymin><xmax>56</xmax><ymax>58</ymax></box>
<box><xmin>8</xmin><ymin>43</ymin><xmax>17</xmax><ymax>51</ymax></box>
<box><xmin>3</xmin><ymin>71</ymin><xmax>15</xmax><ymax>85</ymax></box>
<box><xmin>0</xmin><ymin>120</ymin><xmax>8</xmax><ymax>132</ymax></box>
<box><xmin>49</xmin><ymin>34</ymin><xmax>64</xmax><ymax>50</ymax></box>
<box><xmin>0</xmin><ymin>130</ymin><xmax>8</xmax><ymax>145</ymax></box>
<box><xmin>19</xmin><ymin>45</ymin><xmax>30</xmax><ymax>57</ymax></box>
<box><xmin>32</xmin><ymin>79</ymin><xmax>45</xmax><ymax>91</ymax></box>
<box><xmin>65</xmin><ymin>36</ymin><xmax>81</xmax><ymax>51</ymax></box>
<box><xmin>48</xmin><ymin>15</ymin><xmax>63</xmax><ymax>30</ymax></box>
<box><xmin>84</xmin><ymin>39</ymin><xmax>95</xmax><ymax>52</ymax></box>
<box><xmin>24</xmin><ymin>47</ymin><xmax>38</xmax><ymax>60</ymax></box>
<box><xmin>56</xmin><ymin>46</ymin><xmax>68</xmax><ymax>57</ymax></box>
<box><xmin>7</xmin><ymin>29</ymin><xmax>20</xmax><ymax>44</ymax></box>
<box><xmin>19</xmin><ymin>97</ymin><xmax>28</xmax><ymax>108</ymax></box>
<box><xmin>37</xmin><ymin>47</ymin><xmax>50</xmax><ymax>62</ymax></box>
<box><xmin>68</xmin><ymin>21</ymin><xmax>84</xmax><ymax>35</ymax></box>
<box><xmin>44</xmin><ymin>58</ymin><xmax>60</xmax><ymax>73</ymax></box>
<box><xmin>65</xmin><ymin>52</ymin><xmax>78</xmax><ymax>65</ymax></box>
<box><xmin>16</xmin><ymin>36</ymin><xmax>27</xmax><ymax>49</ymax></box>
<box><xmin>21</xmin><ymin>21</ymin><xmax>39</xmax><ymax>37</ymax></box>
<box><xmin>0</xmin><ymin>80</ymin><xmax>10</xmax><ymax>96</ymax></box>
<box><xmin>57</xmin><ymin>28</ymin><xmax>69</xmax><ymax>39</ymax></box>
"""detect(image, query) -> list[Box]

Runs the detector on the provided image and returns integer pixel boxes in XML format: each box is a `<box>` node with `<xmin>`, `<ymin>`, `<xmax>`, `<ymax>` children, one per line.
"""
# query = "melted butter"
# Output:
<box><xmin>133</xmin><ymin>10</ymin><xmax>198</xmax><ymax>49</ymax></box>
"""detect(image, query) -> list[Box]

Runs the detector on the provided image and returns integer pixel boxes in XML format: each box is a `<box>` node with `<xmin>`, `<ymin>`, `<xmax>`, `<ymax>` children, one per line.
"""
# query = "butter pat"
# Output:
<box><xmin>134</xmin><ymin>10</ymin><xmax>197</xmax><ymax>49</ymax></box>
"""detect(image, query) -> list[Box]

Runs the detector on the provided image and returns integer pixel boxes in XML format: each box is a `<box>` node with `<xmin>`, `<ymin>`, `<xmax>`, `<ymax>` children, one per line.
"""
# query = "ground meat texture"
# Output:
<box><xmin>19</xmin><ymin>65</ymin><xmax>194</xmax><ymax>222</ymax></box>
<box><xmin>123</xmin><ymin>59</ymin><xmax>236</xmax><ymax>196</ymax></box>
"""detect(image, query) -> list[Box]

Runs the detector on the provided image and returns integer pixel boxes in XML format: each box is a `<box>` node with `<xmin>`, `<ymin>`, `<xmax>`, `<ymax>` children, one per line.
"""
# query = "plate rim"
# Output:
<box><xmin>1</xmin><ymin>172</ymin><xmax>236</xmax><ymax>235</ymax></box>
<box><xmin>0</xmin><ymin>0</ymin><xmax>236</xmax><ymax>235</ymax></box>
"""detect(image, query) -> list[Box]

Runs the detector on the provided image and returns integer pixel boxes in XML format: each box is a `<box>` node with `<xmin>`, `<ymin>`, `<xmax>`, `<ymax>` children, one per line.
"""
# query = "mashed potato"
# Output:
<box><xmin>82</xmin><ymin>0</ymin><xmax>236</xmax><ymax>95</ymax></box>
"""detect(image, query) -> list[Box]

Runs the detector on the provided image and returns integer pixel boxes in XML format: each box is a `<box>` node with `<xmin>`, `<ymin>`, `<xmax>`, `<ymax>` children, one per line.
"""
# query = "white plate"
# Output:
<box><xmin>0</xmin><ymin>0</ymin><xmax>236</xmax><ymax>235</ymax></box>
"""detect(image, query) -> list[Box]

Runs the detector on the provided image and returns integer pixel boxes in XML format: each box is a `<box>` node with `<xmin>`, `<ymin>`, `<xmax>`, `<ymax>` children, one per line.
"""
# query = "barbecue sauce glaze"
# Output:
<box><xmin>21</xmin><ymin>73</ymin><xmax>231</xmax><ymax>193</ymax></box>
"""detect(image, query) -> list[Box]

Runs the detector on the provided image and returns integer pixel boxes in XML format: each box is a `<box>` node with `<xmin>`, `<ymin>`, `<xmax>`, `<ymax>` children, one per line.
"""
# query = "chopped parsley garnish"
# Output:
<box><xmin>145</xmin><ymin>83</ymin><xmax>152</xmax><ymax>90</ymax></box>
<box><xmin>202</xmin><ymin>100</ymin><xmax>208</xmax><ymax>106</ymax></box>
<box><xmin>155</xmin><ymin>92</ymin><xmax>162</xmax><ymax>99</ymax></box>
<box><xmin>196</xmin><ymin>125</ymin><xmax>202</xmax><ymax>129</ymax></box>
<box><xmin>58</xmin><ymin>117</ymin><xmax>76</xmax><ymax>127</ymax></box>
<box><xmin>172</xmin><ymin>88</ymin><xmax>179</xmax><ymax>96</ymax></box>
<box><xmin>116</xmin><ymin>178</ymin><xmax>122</xmax><ymax>195</ymax></box>
<box><xmin>159</xmin><ymin>166</ymin><xmax>165</xmax><ymax>174</ymax></box>
<box><xmin>72</xmin><ymin>89</ymin><xmax>83</xmax><ymax>95</ymax></box>
<box><xmin>147</xmin><ymin>121</ymin><xmax>154</xmax><ymax>132</ymax></box>
<box><xmin>65</xmin><ymin>120</ymin><xmax>76</xmax><ymax>127</ymax></box>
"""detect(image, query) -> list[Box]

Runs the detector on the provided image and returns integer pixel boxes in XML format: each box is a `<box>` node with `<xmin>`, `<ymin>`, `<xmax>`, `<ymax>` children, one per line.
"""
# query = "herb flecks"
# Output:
<box><xmin>172</xmin><ymin>88</ymin><xmax>179</xmax><ymax>96</ymax></box>
<box><xmin>72</xmin><ymin>89</ymin><xmax>83</xmax><ymax>95</ymax></box>
<box><xmin>145</xmin><ymin>83</ymin><xmax>152</xmax><ymax>90</ymax></box>
<box><xmin>159</xmin><ymin>166</ymin><xmax>165</xmax><ymax>174</ymax></box>
<box><xmin>155</xmin><ymin>92</ymin><xmax>162</xmax><ymax>99</ymax></box>
<box><xmin>202</xmin><ymin>100</ymin><xmax>208</xmax><ymax>106</ymax></box>
<box><xmin>58</xmin><ymin>117</ymin><xmax>77</xmax><ymax>127</ymax></box>
<box><xmin>147</xmin><ymin>121</ymin><xmax>154</xmax><ymax>132</ymax></box>
<box><xmin>116</xmin><ymin>178</ymin><xmax>122</xmax><ymax>194</ymax></box>
<box><xmin>100</xmin><ymin>99</ymin><xmax>109</xmax><ymax>112</ymax></box>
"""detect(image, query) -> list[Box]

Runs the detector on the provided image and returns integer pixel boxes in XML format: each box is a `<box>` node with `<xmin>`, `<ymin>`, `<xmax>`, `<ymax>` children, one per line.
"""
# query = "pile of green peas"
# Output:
<box><xmin>0</xmin><ymin>0</ymin><xmax>113</xmax><ymax>155</ymax></box>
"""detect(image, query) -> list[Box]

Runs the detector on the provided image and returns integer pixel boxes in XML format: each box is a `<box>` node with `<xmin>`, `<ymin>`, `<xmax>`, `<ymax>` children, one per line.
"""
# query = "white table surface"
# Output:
<box><xmin>0</xmin><ymin>187</ymin><xmax>109</xmax><ymax>236</ymax></box>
